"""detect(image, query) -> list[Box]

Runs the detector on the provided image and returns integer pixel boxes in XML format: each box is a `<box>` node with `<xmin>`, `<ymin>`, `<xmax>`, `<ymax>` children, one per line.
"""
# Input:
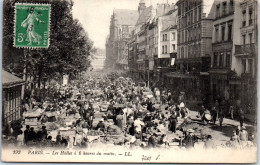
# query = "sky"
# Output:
<box><xmin>72</xmin><ymin>0</ymin><xmax>177</xmax><ymax>49</ymax></box>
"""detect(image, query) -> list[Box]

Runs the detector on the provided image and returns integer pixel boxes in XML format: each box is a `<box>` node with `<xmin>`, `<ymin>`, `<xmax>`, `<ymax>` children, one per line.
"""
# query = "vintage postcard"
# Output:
<box><xmin>1</xmin><ymin>0</ymin><xmax>258</xmax><ymax>163</ymax></box>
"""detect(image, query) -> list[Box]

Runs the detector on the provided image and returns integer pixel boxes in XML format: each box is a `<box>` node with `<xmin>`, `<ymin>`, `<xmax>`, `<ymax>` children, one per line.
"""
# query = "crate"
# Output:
<box><xmin>25</xmin><ymin>117</ymin><xmax>38</xmax><ymax>126</ymax></box>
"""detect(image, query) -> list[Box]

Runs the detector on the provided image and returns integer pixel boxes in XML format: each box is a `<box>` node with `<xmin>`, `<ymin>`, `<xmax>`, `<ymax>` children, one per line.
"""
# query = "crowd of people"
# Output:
<box><xmin>2</xmin><ymin>72</ymin><xmax>256</xmax><ymax>150</ymax></box>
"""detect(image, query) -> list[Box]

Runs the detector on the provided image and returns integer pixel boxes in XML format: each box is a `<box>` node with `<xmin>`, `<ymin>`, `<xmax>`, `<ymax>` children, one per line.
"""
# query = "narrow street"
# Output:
<box><xmin>185</xmin><ymin>110</ymin><xmax>256</xmax><ymax>146</ymax></box>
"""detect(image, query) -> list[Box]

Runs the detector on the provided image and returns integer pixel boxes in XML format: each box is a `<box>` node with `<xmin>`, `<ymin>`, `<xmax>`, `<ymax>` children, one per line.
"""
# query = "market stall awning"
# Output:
<box><xmin>2</xmin><ymin>70</ymin><xmax>25</xmax><ymax>88</ymax></box>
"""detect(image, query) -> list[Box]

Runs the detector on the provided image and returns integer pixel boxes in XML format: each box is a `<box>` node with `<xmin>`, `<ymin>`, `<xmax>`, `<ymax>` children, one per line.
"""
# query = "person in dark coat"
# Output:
<box><xmin>96</xmin><ymin>120</ymin><xmax>105</xmax><ymax>132</ymax></box>
<box><xmin>238</xmin><ymin>107</ymin><xmax>245</xmax><ymax>127</ymax></box>
<box><xmin>41</xmin><ymin>126</ymin><xmax>48</xmax><ymax>139</ymax></box>
<box><xmin>147</xmin><ymin>100</ymin><xmax>153</xmax><ymax>112</ymax></box>
<box><xmin>56</xmin><ymin>131</ymin><xmax>62</xmax><ymax>146</ymax></box>
<box><xmin>211</xmin><ymin>106</ymin><xmax>218</xmax><ymax>124</ymax></box>
<box><xmin>28</xmin><ymin>127</ymin><xmax>37</xmax><ymax>142</ymax></box>
<box><xmin>218</xmin><ymin>108</ymin><xmax>224</xmax><ymax>127</ymax></box>
<box><xmin>129</xmin><ymin>123</ymin><xmax>135</xmax><ymax>136</ymax></box>
<box><xmin>169</xmin><ymin>111</ymin><xmax>178</xmax><ymax>133</ymax></box>
<box><xmin>24</xmin><ymin>125</ymin><xmax>30</xmax><ymax>145</ymax></box>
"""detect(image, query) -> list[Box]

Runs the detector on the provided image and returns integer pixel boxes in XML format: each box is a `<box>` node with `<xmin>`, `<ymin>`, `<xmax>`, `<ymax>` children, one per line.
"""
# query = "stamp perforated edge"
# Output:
<box><xmin>13</xmin><ymin>3</ymin><xmax>51</xmax><ymax>49</ymax></box>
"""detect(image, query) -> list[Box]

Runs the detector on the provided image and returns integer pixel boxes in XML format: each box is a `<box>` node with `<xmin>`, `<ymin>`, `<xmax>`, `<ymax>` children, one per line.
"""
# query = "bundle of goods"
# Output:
<box><xmin>45</xmin><ymin>122</ymin><xmax>59</xmax><ymax>131</ymax></box>
<box><xmin>56</xmin><ymin>116</ymin><xmax>66</xmax><ymax>127</ymax></box>
<box><xmin>67</xmin><ymin>107</ymin><xmax>78</xmax><ymax>115</ymax></box>
<box><xmin>107</xmin><ymin>125</ymin><xmax>122</xmax><ymax>135</ymax></box>
<box><xmin>177</xmin><ymin>117</ymin><xmax>199</xmax><ymax>131</ymax></box>
<box><xmin>87</xmin><ymin>130</ymin><xmax>104</xmax><ymax>136</ymax></box>
<box><xmin>177</xmin><ymin>118</ymin><xmax>202</xmax><ymax>138</ymax></box>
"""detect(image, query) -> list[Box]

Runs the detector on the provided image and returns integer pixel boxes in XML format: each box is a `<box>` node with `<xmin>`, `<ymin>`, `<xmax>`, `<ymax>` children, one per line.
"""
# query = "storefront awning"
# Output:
<box><xmin>165</xmin><ymin>72</ymin><xmax>199</xmax><ymax>79</ymax></box>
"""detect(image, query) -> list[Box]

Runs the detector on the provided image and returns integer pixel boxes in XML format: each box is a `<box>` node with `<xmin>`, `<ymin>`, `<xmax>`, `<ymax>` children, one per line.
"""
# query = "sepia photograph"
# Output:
<box><xmin>1</xmin><ymin>0</ymin><xmax>258</xmax><ymax>163</ymax></box>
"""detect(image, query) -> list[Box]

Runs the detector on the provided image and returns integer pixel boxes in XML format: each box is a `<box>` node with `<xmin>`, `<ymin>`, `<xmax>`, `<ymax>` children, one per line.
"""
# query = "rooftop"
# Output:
<box><xmin>2</xmin><ymin>70</ymin><xmax>25</xmax><ymax>88</ymax></box>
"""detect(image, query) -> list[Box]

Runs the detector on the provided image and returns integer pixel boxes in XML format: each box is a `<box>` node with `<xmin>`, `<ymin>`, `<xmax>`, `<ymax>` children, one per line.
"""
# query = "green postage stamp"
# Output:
<box><xmin>14</xmin><ymin>3</ymin><xmax>51</xmax><ymax>48</ymax></box>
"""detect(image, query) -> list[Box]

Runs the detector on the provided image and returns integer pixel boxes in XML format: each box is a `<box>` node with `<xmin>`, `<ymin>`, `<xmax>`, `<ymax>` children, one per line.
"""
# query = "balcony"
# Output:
<box><xmin>234</xmin><ymin>44</ymin><xmax>256</xmax><ymax>57</ymax></box>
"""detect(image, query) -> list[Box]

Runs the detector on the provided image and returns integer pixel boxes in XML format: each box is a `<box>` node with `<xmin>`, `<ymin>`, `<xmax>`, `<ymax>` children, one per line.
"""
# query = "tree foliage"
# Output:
<box><xmin>3</xmin><ymin>0</ymin><xmax>94</xmax><ymax>85</ymax></box>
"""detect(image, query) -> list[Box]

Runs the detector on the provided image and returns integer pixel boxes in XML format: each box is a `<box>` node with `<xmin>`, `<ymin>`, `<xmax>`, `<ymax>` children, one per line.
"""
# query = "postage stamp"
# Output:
<box><xmin>14</xmin><ymin>3</ymin><xmax>51</xmax><ymax>48</ymax></box>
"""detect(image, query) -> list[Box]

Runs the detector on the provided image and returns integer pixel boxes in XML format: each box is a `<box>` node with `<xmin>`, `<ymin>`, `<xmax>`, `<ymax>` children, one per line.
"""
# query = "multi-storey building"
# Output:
<box><xmin>154</xmin><ymin>9</ymin><xmax>178</xmax><ymax>86</ymax></box>
<box><xmin>127</xmin><ymin>0</ymin><xmax>177</xmax><ymax>87</ymax></box>
<box><xmin>209</xmin><ymin>0</ymin><xmax>257</xmax><ymax>113</ymax></box>
<box><xmin>105</xmin><ymin>9</ymin><xmax>139</xmax><ymax>70</ymax></box>
<box><xmin>175</xmin><ymin>0</ymin><xmax>214</xmax><ymax>102</ymax></box>
<box><xmin>234</xmin><ymin>0</ymin><xmax>257</xmax><ymax>112</ymax></box>
<box><xmin>209</xmin><ymin>0</ymin><xmax>236</xmax><ymax>103</ymax></box>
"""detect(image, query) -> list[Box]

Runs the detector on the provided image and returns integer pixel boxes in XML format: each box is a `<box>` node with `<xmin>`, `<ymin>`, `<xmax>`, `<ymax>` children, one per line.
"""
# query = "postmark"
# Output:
<box><xmin>14</xmin><ymin>3</ymin><xmax>51</xmax><ymax>48</ymax></box>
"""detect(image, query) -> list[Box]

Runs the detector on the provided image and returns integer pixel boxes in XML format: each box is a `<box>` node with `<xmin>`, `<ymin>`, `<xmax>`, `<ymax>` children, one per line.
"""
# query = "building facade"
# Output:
<box><xmin>209</xmin><ymin>0</ymin><xmax>257</xmax><ymax>115</ymax></box>
<box><xmin>209</xmin><ymin>0</ymin><xmax>236</xmax><ymax>103</ymax></box>
<box><xmin>175</xmin><ymin>0</ymin><xmax>214</xmax><ymax>103</ymax></box>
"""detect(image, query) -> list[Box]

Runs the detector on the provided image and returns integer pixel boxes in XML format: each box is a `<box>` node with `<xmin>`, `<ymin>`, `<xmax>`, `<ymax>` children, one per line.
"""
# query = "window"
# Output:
<box><xmin>194</xmin><ymin>8</ymin><xmax>197</xmax><ymax>22</ymax></box>
<box><xmin>165</xmin><ymin>45</ymin><xmax>167</xmax><ymax>54</ymax></box>
<box><xmin>216</xmin><ymin>4</ymin><xmax>220</xmax><ymax>18</ymax></box>
<box><xmin>191</xmin><ymin>12</ymin><xmax>193</xmax><ymax>24</ymax></box>
<box><xmin>219</xmin><ymin>52</ymin><xmax>224</xmax><ymax>67</ymax></box>
<box><xmin>226</xmin><ymin>51</ymin><xmax>231</xmax><ymax>67</ymax></box>
<box><xmin>242</xmin><ymin>59</ymin><xmax>246</xmax><ymax>73</ymax></box>
<box><xmin>249</xmin><ymin>33</ymin><xmax>252</xmax><ymax>44</ymax></box>
<box><xmin>213</xmin><ymin>53</ymin><xmax>218</xmax><ymax>67</ymax></box>
<box><xmin>242</xmin><ymin>10</ymin><xmax>246</xmax><ymax>27</ymax></box>
<box><xmin>172</xmin><ymin>44</ymin><xmax>176</xmax><ymax>51</ymax></box>
<box><xmin>181</xmin><ymin>47</ymin><xmax>184</xmax><ymax>58</ymax></box>
<box><xmin>221</xmin><ymin>26</ymin><xmax>225</xmax><ymax>41</ymax></box>
<box><xmin>182</xmin><ymin>31</ymin><xmax>184</xmax><ymax>43</ymax></box>
<box><xmin>172</xmin><ymin>32</ymin><xmax>175</xmax><ymax>40</ymax></box>
<box><xmin>230</xmin><ymin>0</ymin><xmax>234</xmax><ymax>13</ymax></box>
<box><xmin>223</xmin><ymin>2</ymin><xmax>227</xmax><ymax>15</ymax></box>
<box><xmin>249</xmin><ymin>7</ymin><xmax>253</xmax><ymax>25</ymax></box>
<box><xmin>178</xmin><ymin>33</ymin><xmax>180</xmax><ymax>43</ymax></box>
<box><xmin>165</xmin><ymin>34</ymin><xmax>167</xmax><ymax>41</ymax></box>
<box><xmin>228</xmin><ymin>24</ymin><xmax>232</xmax><ymax>40</ymax></box>
<box><xmin>215</xmin><ymin>27</ymin><xmax>219</xmax><ymax>42</ymax></box>
<box><xmin>248</xmin><ymin>59</ymin><xmax>253</xmax><ymax>74</ymax></box>
<box><xmin>162</xmin><ymin>46</ymin><xmax>164</xmax><ymax>54</ymax></box>
<box><xmin>199</xmin><ymin>6</ymin><xmax>201</xmax><ymax>20</ymax></box>
<box><xmin>243</xmin><ymin>35</ymin><xmax>246</xmax><ymax>45</ymax></box>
